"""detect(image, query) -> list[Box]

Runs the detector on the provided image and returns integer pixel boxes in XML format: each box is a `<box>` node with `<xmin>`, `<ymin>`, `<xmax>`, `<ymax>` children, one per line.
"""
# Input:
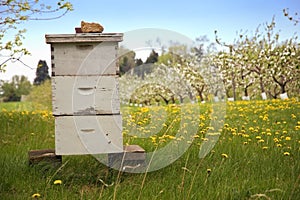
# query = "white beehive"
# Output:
<box><xmin>46</xmin><ymin>33</ymin><xmax>123</xmax><ymax>155</ymax></box>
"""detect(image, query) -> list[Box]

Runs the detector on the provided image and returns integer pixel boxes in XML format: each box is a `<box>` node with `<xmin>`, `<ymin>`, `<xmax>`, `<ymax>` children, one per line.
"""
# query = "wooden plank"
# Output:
<box><xmin>28</xmin><ymin>149</ymin><xmax>62</xmax><ymax>166</ymax></box>
<box><xmin>55</xmin><ymin>115</ymin><xmax>123</xmax><ymax>155</ymax></box>
<box><xmin>51</xmin><ymin>42</ymin><xmax>119</xmax><ymax>76</ymax></box>
<box><xmin>108</xmin><ymin>145</ymin><xmax>146</xmax><ymax>170</ymax></box>
<box><xmin>52</xmin><ymin>76</ymin><xmax>120</xmax><ymax>115</ymax></box>
<box><xmin>112</xmin><ymin>145</ymin><xmax>146</xmax><ymax>161</ymax></box>
<box><xmin>45</xmin><ymin>33</ymin><xmax>123</xmax><ymax>43</ymax></box>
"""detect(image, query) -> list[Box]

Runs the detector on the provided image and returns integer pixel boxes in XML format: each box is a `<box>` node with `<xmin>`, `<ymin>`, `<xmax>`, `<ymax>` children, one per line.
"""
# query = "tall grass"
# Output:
<box><xmin>0</xmin><ymin>99</ymin><xmax>299</xmax><ymax>199</ymax></box>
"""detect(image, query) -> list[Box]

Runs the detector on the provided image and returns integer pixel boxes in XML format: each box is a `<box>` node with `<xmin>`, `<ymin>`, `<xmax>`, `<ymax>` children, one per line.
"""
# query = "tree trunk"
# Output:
<box><xmin>231</xmin><ymin>73</ymin><xmax>236</xmax><ymax>101</ymax></box>
<box><xmin>259</xmin><ymin>76</ymin><xmax>265</xmax><ymax>93</ymax></box>
<box><xmin>196</xmin><ymin>85</ymin><xmax>205</xmax><ymax>102</ymax></box>
<box><xmin>244</xmin><ymin>87</ymin><xmax>248</xmax><ymax>97</ymax></box>
<box><xmin>159</xmin><ymin>94</ymin><xmax>169</xmax><ymax>105</ymax></box>
<box><xmin>179</xmin><ymin>95</ymin><xmax>184</xmax><ymax>104</ymax></box>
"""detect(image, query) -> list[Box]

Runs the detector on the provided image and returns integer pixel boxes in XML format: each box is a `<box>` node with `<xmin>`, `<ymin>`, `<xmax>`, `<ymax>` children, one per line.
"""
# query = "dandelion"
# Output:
<box><xmin>31</xmin><ymin>193</ymin><xmax>41</xmax><ymax>198</ymax></box>
<box><xmin>292</xmin><ymin>114</ymin><xmax>296</xmax><ymax>119</ymax></box>
<box><xmin>262</xmin><ymin>146</ymin><xmax>268</xmax><ymax>150</ymax></box>
<box><xmin>258</xmin><ymin>139</ymin><xmax>265</xmax><ymax>143</ymax></box>
<box><xmin>283</xmin><ymin>152</ymin><xmax>290</xmax><ymax>156</ymax></box>
<box><xmin>167</xmin><ymin>135</ymin><xmax>176</xmax><ymax>140</ymax></box>
<box><xmin>243</xmin><ymin>142</ymin><xmax>248</xmax><ymax>145</ymax></box>
<box><xmin>277</xmin><ymin>144</ymin><xmax>282</xmax><ymax>147</ymax></box>
<box><xmin>285</xmin><ymin>136</ymin><xmax>291</xmax><ymax>141</ymax></box>
<box><xmin>273</xmin><ymin>138</ymin><xmax>279</xmax><ymax>143</ymax></box>
<box><xmin>255</xmin><ymin>136</ymin><xmax>262</xmax><ymax>140</ymax></box>
<box><xmin>207</xmin><ymin>168</ymin><xmax>212</xmax><ymax>174</ymax></box>
<box><xmin>221</xmin><ymin>153</ymin><xmax>228</xmax><ymax>159</ymax></box>
<box><xmin>53</xmin><ymin>180</ymin><xmax>62</xmax><ymax>185</ymax></box>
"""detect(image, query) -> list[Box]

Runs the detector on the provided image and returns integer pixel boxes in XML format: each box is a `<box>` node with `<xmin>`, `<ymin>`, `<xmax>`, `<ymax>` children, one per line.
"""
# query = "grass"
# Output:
<box><xmin>0</xmin><ymin>99</ymin><xmax>299</xmax><ymax>199</ymax></box>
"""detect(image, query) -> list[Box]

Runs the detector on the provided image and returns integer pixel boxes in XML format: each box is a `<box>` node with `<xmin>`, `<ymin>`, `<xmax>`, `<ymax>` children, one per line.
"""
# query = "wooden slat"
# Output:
<box><xmin>45</xmin><ymin>33</ymin><xmax>123</xmax><ymax>43</ymax></box>
<box><xmin>52</xmin><ymin>76</ymin><xmax>120</xmax><ymax>115</ymax></box>
<box><xmin>28</xmin><ymin>149</ymin><xmax>62</xmax><ymax>166</ymax></box>
<box><xmin>55</xmin><ymin>115</ymin><xmax>123</xmax><ymax>155</ymax></box>
<box><xmin>51</xmin><ymin>42</ymin><xmax>119</xmax><ymax>76</ymax></box>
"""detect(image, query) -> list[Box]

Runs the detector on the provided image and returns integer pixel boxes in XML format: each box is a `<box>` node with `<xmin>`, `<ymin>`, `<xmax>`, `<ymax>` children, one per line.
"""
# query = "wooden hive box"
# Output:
<box><xmin>46</xmin><ymin>33</ymin><xmax>123</xmax><ymax>155</ymax></box>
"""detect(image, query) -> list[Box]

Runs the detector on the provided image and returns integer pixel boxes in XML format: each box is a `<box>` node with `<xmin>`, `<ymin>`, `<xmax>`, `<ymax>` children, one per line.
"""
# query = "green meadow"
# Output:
<box><xmin>0</xmin><ymin>99</ymin><xmax>299</xmax><ymax>199</ymax></box>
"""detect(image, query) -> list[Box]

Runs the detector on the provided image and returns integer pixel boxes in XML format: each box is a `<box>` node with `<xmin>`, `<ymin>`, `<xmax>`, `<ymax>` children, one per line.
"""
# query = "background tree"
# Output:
<box><xmin>213</xmin><ymin>17</ymin><xmax>300</xmax><ymax>100</ymax></box>
<box><xmin>118</xmin><ymin>48</ymin><xmax>136</xmax><ymax>75</ymax></box>
<box><xmin>145</xmin><ymin>49</ymin><xmax>159</xmax><ymax>64</ymax></box>
<box><xmin>0</xmin><ymin>0</ymin><xmax>73</xmax><ymax>70</ymax></box>
<box><xmin>33</xmin><ymin>60</ymin><xmax>50</xmax><ymax>85</ymax></box>
<box><xmin>0</xmin><ymin>75</ymin><xmax>31</xmax><ymax>101</ymax></box>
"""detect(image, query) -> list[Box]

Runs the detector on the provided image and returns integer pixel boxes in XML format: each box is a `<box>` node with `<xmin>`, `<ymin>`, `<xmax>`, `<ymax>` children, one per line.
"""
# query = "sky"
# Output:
<box><xmin>0</xmin><ymin>0</ymin><xmax>299</xmax><ymax>82</ymax></box>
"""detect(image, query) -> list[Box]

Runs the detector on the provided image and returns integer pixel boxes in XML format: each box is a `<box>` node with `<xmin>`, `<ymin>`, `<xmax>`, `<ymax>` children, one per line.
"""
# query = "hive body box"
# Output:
<box><xmin>46</xmin><ymin>33</ymin><xmax>123</xmax><ymax>155</ymax></box>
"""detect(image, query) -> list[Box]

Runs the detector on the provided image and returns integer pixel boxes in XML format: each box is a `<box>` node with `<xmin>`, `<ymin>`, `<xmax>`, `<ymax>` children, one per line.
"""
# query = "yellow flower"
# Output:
<box><xmin>255</xmin><ymin>136</ymin><xmax>262</xmax><ymax>140</ymax></box>
<box><xmin>221</xmin><ymin>153</ymin><xmax>228</xmax><ymax>159</ymax></box>
<box><xmin>262</xmin><ymin>146</ymin><xmax>268</xmax><ymax>150</ymax></box>
<box><xmin>283</xmin><ymin>152</ymin><xmax>290</xmax><ymax>156</ymax></box>
<box><xmin>53</xmin><ymin>180</ymin><xmax>62</xmax><ymax>185</ymax></box>
<box><xmin>167</xmin><ymin>135</ymin><xmax>176</xmax><ymax>140</ymax></box>
<box><xmin>258</xmin><ymin>139</ymin><xmax>265</xmax><ymax>143</ymax></box>
<box><xmin>277</xmin><ymin>144</ymin><xmax>282</xmax><ymax>147</ymax></box>
<box><xmin>207</xmin><ymin>168</ymin><xmax>212</xmax><ymax>174</ymax></box>
<box><xmin>285</xmin><ymin>136</ymin><xmax>291</xmax><ymax>141</ymax></box>
<box><xmin>31</xmin><ymin>193</ymin><xmax>41</xmax><ymax>198</ymax></box>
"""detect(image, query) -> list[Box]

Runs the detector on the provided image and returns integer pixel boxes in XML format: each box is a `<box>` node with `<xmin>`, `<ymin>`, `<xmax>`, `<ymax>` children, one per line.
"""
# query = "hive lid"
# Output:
<box><xmin>45</xmin><ymin>33</ymin><xmax>123</xmax><ymax>43</ymax></box>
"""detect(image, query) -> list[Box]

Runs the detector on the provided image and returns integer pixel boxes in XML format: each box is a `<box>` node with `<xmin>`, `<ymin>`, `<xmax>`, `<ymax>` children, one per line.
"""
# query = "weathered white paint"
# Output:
<box><xmin>51</xmin><ymin>42</ymin><xmax>119</xmax><ymax>75</ymax></box>
<box><xmin>48</xmin><ymin>33</ymin><xmax>123</xmax><ymax>155</ymax></box>
<box><xmin>52</xmin><ymin>76</ymin><xmax>120</xmax><ymax>115</ymax></box>
<box><xmin>242</xmin><ymin>96</ymin><xmax>250</xmax><ymax>101</ymax></box>
<box><xmin>45</xmin><ymin>33</ymin><xmax>123</xmax><ymax>43</ymax></box>
<box><xmin>261</xmin><ymin>92</ymin><xmax>267</xmax><ymax>100</ymax></box>
<box><xmin>55</xmin><ymin>115</ymin><xmax>123</xmax><ymax>155</ymax></box>
<box><xmin>280</xmin><ymin>92</ymin><xmax>289</xmax><ymax>100</ymax></box>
